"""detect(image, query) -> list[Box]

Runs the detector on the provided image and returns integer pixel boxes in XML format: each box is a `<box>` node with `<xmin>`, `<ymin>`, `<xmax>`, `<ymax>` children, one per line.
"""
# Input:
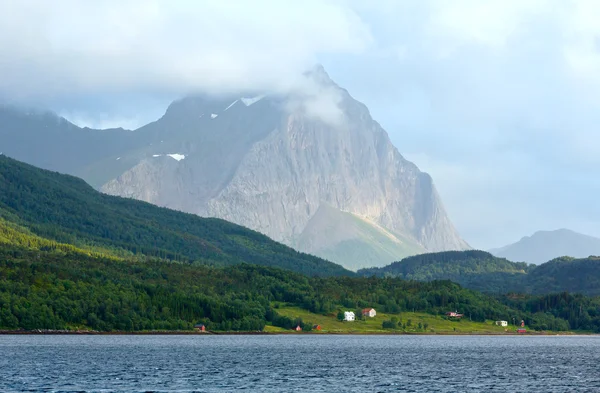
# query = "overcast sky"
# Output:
<box><xmin>1</xmin><ymin>0</ymin><xmax>599</xmax><ymax>249</ymax></box>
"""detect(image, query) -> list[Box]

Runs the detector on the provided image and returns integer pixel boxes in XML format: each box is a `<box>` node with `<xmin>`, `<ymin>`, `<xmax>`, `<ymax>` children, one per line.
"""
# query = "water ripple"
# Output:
<box><xmin>1</xmin><ymin>335</ymin><xmax>600</xmax><ymax>392</ymax></box>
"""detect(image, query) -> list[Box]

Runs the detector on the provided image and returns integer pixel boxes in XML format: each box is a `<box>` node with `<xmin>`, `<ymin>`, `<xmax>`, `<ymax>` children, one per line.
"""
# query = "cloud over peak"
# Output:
<box><xmin>2</xmin><ymin>0</ymin><xmax>600</xmax><ymax>249</ymax></box>
<box><xmin>0</xmin><ymin>0</ymin><xmax>371</xmax><ymax>100</ymax></box>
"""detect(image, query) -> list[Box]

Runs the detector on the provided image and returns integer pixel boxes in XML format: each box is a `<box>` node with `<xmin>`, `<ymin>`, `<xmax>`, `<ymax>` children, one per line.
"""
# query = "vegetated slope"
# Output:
<box><xmin>358</xmin><ymin>251</ymin><xmax>532</xmax><ymax>293</ymax></box>
<box><xmin>293</xmin><ymin>203</ymin><xmax>426</xmax><ymax>271</ymax></box>
<box><xmin>521</xmin><ymin>256</ymin><xmax>600</xmax><ymax>295</ymax></box>
<box><xmin>359</xmin><ymin>250</ymin><xmax>600</xmax><ymax>296</ymax></box>
<box><xmin>490</xmin><ymin>229</ymin><xmax>600</xmax><ymax>264</ymax></box>
<box><xmin>2</xmin><ymin>242</ymin><xmax>598</xmax><ymax>332</ymax></box>
<box><xmin>0</xmin><ymin>155</ymin><xmax>351</xmax><ymax>277</ymax></box>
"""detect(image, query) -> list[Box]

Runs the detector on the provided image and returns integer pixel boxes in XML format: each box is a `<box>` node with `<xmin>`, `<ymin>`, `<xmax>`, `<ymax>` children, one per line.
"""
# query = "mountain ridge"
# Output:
<box><xmin>0</xmin><ymin>155</ymin><xmax>351</xmax><ymax>277</ymax></box>
<box><xmin>489</xmin><ymin>228</ymin><xmax>600</xmax><ymax>264</ymax></box>
<box><xmin>359</xmin><ymin>250</ymin><xmax>600</xmax><ymax>296</ymax></box>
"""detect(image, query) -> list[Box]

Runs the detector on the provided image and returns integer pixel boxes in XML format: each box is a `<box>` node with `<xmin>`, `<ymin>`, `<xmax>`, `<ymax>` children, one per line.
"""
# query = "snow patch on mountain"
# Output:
<box><xmin>224</xmin><ymin>100</ymin><xmax>238</xmax><ymax>111</ymax></box>
<box><xmin>167</xmin><ymin>154</ymin><xmax>185</xmax><ymax>161</ymax></box>
<box><xmin>152</xmin><ymin>153</ymin><xmax>186</xmax><ymax>161</ymax></box>
<box><xmin>241</xmin><ymin>95</ymin><xmax>264</xmax><ymax>106</ymax></box>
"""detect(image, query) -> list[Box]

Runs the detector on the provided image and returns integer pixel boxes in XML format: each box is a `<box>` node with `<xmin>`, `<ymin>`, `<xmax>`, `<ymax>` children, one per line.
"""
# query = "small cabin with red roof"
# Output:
<box><xmin>362</xmin><ymin>308</ymin><xmax>377</xmax><ymax>318</ymax></box>
<box><xmin>194</xmin><ymin>324</ymin><xmax>206</xmax><ymax>332</ymax></box>
<box><xmin>313</xmin><ymin>324</ymin><xmax>322</xmax><ymax>331</ymax></box>
<box><xmin>294</xmin><ymin>325</ymin><xmax>302</xmax><ymax>331</ymax></box>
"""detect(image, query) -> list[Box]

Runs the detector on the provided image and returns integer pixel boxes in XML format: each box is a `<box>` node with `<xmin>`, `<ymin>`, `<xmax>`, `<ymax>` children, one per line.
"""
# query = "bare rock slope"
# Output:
<box><xmin>101</xmin><ymin>67</ymin><xmax>469</xmax><ymax>269</ymax></box>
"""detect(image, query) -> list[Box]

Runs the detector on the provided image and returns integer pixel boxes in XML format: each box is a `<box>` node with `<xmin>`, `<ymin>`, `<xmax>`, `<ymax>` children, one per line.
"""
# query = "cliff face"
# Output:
<box><xmin>100</xmin><ymin>67</ymin><xmax>470</xmax><ymax>269</ymax></box>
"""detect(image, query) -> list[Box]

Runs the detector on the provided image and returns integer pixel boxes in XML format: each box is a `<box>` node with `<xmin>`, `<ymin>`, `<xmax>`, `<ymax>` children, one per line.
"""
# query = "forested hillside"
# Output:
<box><xmin>522</xmin><ymin>257</ymin><xmax>600</xmax><ymax>295</ymax></box>
<box><xmin>1</xmin><ymin>156</ymin><xmax>600</xmax><ymax>333</ymax></box>
<box><xmin>0</xmin><ymin>155</ymin><xmax>350</xmax><ymax>277</ymax></box>
<box><xmin>2</xmin><ymin>243</ymin><xmax>599</xmax><ymax>332</ymax></box>
<box><xmin>359</xmin><ymin>251</ymin><xmax>600</xmax><ymax>296</ymax></box>
<box><xmin>358</xmin><ymin>251</ymin><xmax>532</xmax><ymax>293</ymax></box>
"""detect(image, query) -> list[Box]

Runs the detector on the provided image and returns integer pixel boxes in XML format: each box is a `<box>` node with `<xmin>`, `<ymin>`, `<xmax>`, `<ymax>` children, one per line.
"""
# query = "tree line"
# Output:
<box><xmin>2</xmin><ymin>245</ymin><xmax>599</xmax><ymax>332</ymax></box>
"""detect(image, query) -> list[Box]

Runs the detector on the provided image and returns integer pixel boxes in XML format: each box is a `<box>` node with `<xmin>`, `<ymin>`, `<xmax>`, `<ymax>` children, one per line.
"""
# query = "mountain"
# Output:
<box><xmin>292</xmin><ymin>203</ymin><xmax>426</xmax><ymax>271</ymax></box>
<box><xmin>0</xmin><ymin>106</ymin><xmax>139</xmax><ymax>179</ymax></box>
<box><xmin>1</xmin><ymin>159</ymin><xmax>598</xmax><ymax>333</ymax></box>
<box><xmin>359</xmin><ymin>250</ymin><xmax>532</xmax><ymax>294</ymax></box>
<box><xmin>0</xmin><ymin>66</ymin><xmax>469</xmax><ymax>269</ymax></box>
<box><xmin>359</xmin><ymin>250</ymin><xmax>600</xmax><ymax>296</ymax></box>
<box><xmin>490</xmin><ymin>229</ymin><xmax>600</xmax><ymax>264</ymax></box>
<box><xmin>0</xmin><ymin>155</ymin><xmax>351</xmax><ymax>277</ymax></box>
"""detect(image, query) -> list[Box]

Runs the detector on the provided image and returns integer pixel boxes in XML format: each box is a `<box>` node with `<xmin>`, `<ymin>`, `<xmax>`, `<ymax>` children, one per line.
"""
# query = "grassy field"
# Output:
<box><xmin>272</xmin><ymin>306</ymin><xmax>527</xmax><ymax>334</ymax></box>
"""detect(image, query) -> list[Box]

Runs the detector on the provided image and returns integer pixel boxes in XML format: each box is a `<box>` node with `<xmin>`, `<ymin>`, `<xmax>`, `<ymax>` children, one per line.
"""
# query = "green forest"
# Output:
<box><xmin>359</xmin><ymin>250</ymin><xmax>600</xmax><ymax>296</ymax></box>
<box><xmin>2</xmin><ymin>244</ymin><xmax>600</xmax><ymax>332</ymax></box>
<box><xmin>0</xmin><ymin>156</ymin><xmax>349</xmax><ymax>277</ymax></box>
<box><xmin>1</xmin><ymin>155</ymin><xmax>600</xmax><ymax>333</ymax></box>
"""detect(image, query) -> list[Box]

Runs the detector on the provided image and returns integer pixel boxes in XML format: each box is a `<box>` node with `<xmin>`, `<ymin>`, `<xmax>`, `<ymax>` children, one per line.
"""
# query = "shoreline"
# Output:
<box><xmin>0</xmin><ymin>330</ymin><xmax>591</xmax><ymax>336</ymax></box>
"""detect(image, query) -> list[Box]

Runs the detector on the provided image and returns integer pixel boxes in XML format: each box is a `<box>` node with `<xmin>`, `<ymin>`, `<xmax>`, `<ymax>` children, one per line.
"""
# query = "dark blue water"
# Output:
<box><xmin>1</xmin><ymin>335</ymin><xmax>599</xmax><ymax>392</ymax></box>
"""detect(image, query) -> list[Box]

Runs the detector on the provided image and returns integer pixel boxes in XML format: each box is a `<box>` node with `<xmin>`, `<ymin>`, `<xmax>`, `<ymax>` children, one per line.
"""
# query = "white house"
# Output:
<box><xmin>362</xmin><ymin>308</ymin><xmax>376</xmax><ymax>318</ymax></box>
<box><xmin>495</xmin><ymin>320</ymin><xmax>508</xmax><ymax>327</ymax></box>
<box><xmin>344</xmin><ymin>311</ymin><xmax>355</xmax><ymax>321</ymax></box>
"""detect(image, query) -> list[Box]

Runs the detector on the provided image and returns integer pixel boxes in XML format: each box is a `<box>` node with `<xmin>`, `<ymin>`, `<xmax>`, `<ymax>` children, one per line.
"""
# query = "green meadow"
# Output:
<box><xmin>268</xmin><ymin>306</ymin><xmax>533</xmax><ymax>334</ymax></box>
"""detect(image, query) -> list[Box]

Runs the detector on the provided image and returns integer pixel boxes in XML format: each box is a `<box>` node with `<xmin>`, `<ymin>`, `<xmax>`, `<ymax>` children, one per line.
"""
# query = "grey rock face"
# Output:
<box><xmin>101</xmin><ymin>68</ymin><xmax>470</xmax><ymax>268</ymax></box>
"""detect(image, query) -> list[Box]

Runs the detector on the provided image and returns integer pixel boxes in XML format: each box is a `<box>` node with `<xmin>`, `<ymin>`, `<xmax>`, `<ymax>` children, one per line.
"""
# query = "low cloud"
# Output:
<box><xmin>58</xmin><ymin>111</ymin><xmax>144</xmax><ymax>130</ymax></box>
<box><xmin>0</xmin><ymin>0</ymin><xmax>371</xmax><ymax>101</ymax></box>
<box><xmin>282</xmin><ymin>70</ymin><xmax>346</xmax><ymax>128</ymax></box>
<box><xmin>2</xmin><ymin>0</ymin><xmax>600</xmax><ymax>248</ymax></box>
<box><xmin>300</xmin><ymin>87</ymin><xmax>345</xmax><ymax>128</ymax></box>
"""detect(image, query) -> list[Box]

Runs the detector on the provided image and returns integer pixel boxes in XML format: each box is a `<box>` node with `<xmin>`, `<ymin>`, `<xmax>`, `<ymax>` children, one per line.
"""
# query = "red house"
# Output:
<box><xmin>517</xmin><ymin>328</ymin><xmax>526</xmax><ymax>333</ymax></box>
<box><xmin>313</xmin><ymin>324</ymin><xmax>322</xmax><ymax>331</ymax></box>
<box><xmin>294</xmin><ymin>325</ymin><xmax>302</xmax><ymax>331</ymax></box>
<box><xmin>194</xmin><ymin>324</ymin><xmax>206</xmax><ymax>332</ymax></box>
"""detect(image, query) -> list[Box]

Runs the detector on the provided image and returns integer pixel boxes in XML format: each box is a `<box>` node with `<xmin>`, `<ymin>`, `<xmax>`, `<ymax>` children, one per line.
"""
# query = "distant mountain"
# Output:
<box><xmin>359</xmin><ymin>250</ymin><xmax>600</xmax><ymax>296</ymax></box>
<box><xmin>0</xmin><ymin>65</ymin><xmax>469</xmax><ymax>269</ymax></box>
<box><xmin>0</xmin><ymin>155</ymin><xmax>351</xmax><ymax>277</ymax></box>
<box><xmin>489</xmin><ymin>229</ymin><xmax>600</xmax><ymax>264</ymax></box>
<box><xmin>0</xmin><ymin>106</ymin><xmax>139</xmax><ymax>180</ymax></box>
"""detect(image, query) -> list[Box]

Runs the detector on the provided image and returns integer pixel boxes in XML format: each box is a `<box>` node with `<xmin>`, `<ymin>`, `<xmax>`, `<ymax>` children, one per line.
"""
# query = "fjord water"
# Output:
<box><xmin>2</xmin><ymin>335</ymin><xmax>599</xmax><ymax>392</ymax></box>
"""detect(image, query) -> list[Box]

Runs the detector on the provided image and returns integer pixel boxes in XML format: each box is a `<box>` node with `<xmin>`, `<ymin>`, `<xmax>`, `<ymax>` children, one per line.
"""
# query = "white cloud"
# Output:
<box><xmin>425</xmin><ymin>0</ymin><xmax>548</xmax><ymax>48</ymax></box>
<box><xmin>0</xmin><ymin>0</ymin><xmax>371</xmax><ymax>99</ymax></box>
<box><xmin>282</xmin><ymin>69</ymin><xmax>346</xmax><ymax>127</ymax></box>
<box><xmin>2</xmin><ymin>0</ymin><xmax>600</xmax><ymax>248</ymax></box>
<box><xmin>58</xmin><ymin>111</ymin><xmax>142</xmax><ymax>130</ymax></box>
<box><xmin>340</xmin><ymin>0</ymin><xmax>600</xmax><ymax>248</ymax></box>
<box><xmin>300</xmin><ymin>87</ymin><xmax>345</xmax><ymax>127</ymax></box>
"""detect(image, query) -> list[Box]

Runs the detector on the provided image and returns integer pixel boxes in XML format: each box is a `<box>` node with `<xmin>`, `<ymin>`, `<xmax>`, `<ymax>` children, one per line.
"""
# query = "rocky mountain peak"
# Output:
<box><xmin>303</xmin><ymin>63</ymin><xmax>334</xmax><ymax>85</ymax></box>
<box><xmin>97</xmin><ymin>66</ymin><xmax>470</xmax><ymax>269</ymax></box>
<box><xmin>0</xmin><ymin>66</ymin><xmax>470</xmax><ymax>270</ymax></box>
